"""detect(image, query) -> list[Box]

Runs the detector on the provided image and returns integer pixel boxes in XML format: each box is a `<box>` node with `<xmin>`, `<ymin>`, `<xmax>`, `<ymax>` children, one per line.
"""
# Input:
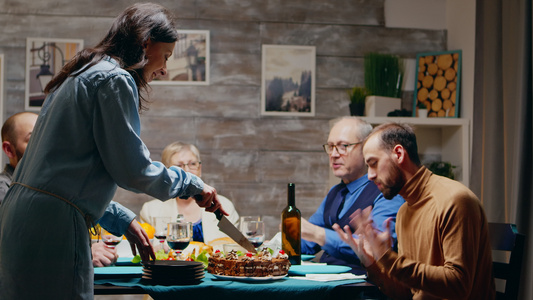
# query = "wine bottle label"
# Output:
<box><xmin>282</xmin><ymin>215</ymin><xmax>301</xmax><ymax>265</ymax></box>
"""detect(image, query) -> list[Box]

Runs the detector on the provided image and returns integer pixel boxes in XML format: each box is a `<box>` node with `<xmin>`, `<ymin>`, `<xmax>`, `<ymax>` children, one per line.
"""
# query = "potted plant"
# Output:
<box><xmin>347</xmin><ymin>86</ymin><xmax>368</xmax><ymax>116</ymax></box>
<box><xmin>417</xmin><ymin>101</ymin><xmax>428</xmax><ymax>118</ymax></box>
<box><xmin>364</xmin><ymin>52</ymin><xmax>404</xmax><ymax>116</ymax></box>
<box><xmin>427</xmin><ymin>161</ymin><xmax>456</xmax><ymax>180</ymax></box>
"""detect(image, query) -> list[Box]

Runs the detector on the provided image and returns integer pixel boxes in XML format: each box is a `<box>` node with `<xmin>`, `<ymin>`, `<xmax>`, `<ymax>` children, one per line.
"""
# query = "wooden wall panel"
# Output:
<box><xmin>0</xmin><ymin>0</ymin><xmax>197</xmax><ymax>18</ymax></box>
<box><xmin>0</xmin><ymin>0</ymin><xmax>446</xmax><ymax>241</ymax></box>
<box><xmin>201</xmin><ymin>150</ymin><xmax>261</xmax><ymax>183</ymax></box>
<box><xmin>258</xmin><ymin>151</ymin><xmax>329</xmax><ymax>183</ymax></box>
<box><xmin>196</xmin><ymin>0</ymin><xmax>384</xmax><ymax>25</ymax></box>
<box><xmin>260</xmin><ymin>23</ymin><xmax>446</xmax><ymax>57</ymax></box>
<box><xmin>209</xmin><ymin>53</ymin><xmax>261</xmax><ymax>85</ymax></box>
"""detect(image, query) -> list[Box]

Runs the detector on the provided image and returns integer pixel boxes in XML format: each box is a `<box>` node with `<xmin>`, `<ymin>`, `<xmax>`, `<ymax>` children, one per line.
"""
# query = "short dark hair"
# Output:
<box><xmin>369</xmin><ymin>122</ymin><xmax>421</xmax><ymax>166</ymax></box>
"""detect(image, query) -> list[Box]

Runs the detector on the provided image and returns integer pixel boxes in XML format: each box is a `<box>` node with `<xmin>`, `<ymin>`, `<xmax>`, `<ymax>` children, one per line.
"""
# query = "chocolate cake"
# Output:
<box><xmin>207</xmin><ymin>248</ymin><xmax>291</xmax><ymax>277</ymax></box>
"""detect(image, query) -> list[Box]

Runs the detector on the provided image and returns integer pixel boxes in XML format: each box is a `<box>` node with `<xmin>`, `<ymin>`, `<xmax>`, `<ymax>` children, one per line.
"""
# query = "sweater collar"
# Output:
<box><xmin>399</xmin><ymin>166</ymin><xmax>432</xmax><ymax>205</ymax></box>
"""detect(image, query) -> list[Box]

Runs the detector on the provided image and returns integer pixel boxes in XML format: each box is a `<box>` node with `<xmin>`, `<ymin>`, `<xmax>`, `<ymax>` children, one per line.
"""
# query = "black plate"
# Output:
<box><xmin>142</xmin><ymin>269</ymin><xmax>205</xmax><ymax>279</ymax></box>
<box><xmin>142</xmin><ymin>260</ymin><xmax>204</xmax><ymax>269</ymax></box>
<box><xmin>142</xmin><ymin>272</ymin><xmax>205</xmax><ymax>280</ymax></box>
<box><xmin>140</xmin><ymin>276</ymin><xmax>203</xmax><ymax>286</ymax></box>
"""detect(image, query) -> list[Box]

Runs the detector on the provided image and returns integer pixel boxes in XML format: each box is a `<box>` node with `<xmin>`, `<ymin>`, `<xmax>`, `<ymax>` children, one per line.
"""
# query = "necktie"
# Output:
<box><xmin>332</xmin><ymin>184</ymin><xmax>349</xmax><ymax>219</ymax></box>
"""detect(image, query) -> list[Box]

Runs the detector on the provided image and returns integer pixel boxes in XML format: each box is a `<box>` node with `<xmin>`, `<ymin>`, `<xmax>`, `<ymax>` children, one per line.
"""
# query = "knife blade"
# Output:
<box><xmin>214</xmin><ymin>209</ymin><xmax>257</xmax><ymax>253</ymax></box>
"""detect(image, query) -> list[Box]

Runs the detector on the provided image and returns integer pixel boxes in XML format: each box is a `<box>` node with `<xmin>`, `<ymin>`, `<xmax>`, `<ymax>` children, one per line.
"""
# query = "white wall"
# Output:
<box><xmin>385</xmin><ymin>0</ymin><xmax>476</xmax><ymax>171</ymax></box>
<box><xmin>446</xmin><ymin>0</ymin><xmax>476</xmax><ymax>131</ymax></box>
<box><xmin>385</xmin><ymin>0</ymin><xmax>447</xmax><ymax>30</ymax></box>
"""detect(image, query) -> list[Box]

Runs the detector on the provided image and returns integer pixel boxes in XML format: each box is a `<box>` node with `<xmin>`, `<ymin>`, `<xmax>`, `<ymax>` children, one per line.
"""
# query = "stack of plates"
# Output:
<box><xmin>141</xmin><ymin>260</ymin><xmax>205</xmax><ymax>285</ymax></box>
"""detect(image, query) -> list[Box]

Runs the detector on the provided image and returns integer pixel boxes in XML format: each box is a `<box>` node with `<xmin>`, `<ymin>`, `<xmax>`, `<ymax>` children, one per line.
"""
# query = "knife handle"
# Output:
<box><xmin>214</xmin><ymin>208</ymin><xmax>223</xmax><ymax>220</ymax></box>
<box><xmin>195</xmin><ymin>194</ymin><xmax>223</xmax><ymax>220</ymax></box>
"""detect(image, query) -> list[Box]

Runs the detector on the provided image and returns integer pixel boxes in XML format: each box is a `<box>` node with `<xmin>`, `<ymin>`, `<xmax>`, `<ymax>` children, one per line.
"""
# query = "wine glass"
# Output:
<box><xmin>241</xmin><ymin>220</ymin><xmax>265</xmax><ymax>250</ymax></box>
<box><xmin>100</xmin><ymin>227</ymin><xmax>123</xmax><ymax>249</ymax></box>
<box><xmin>166</xmin><ymin>221</ymin><xmax>192</xmax><ymax>260</ymax></box>
<box><xmin>239</xmin><ymin>215</ymin><xmax>261</xmax><ymax>233</ymax></box>
<box><xmin>153</xmin><ymin>216</ymin><xmax>173</xmax><ymax>247</ymax></box>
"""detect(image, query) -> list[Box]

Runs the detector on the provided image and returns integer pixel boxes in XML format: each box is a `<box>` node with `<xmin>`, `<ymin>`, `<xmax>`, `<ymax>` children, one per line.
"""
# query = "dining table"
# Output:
<box><xmin>94</xmin><ymin>257</ymin><xmax>384</xmax><ymax>300</ymax></box>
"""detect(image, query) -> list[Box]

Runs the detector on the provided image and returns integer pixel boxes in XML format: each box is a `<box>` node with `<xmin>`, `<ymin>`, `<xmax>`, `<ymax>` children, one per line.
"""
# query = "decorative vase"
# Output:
<box><xmin>418</xmin><ymin>108</ymin><xmax>428</xmax><ymax>118</ymax></box>
<box><xmin>365</xmin><ymin>96</ymin><xmax>401</xmax><ymax>117</ymax></box>
<box><xmin>349</xmin><ymin>102</ymin><xmax>365</xmax><ymax>116</ymax></box>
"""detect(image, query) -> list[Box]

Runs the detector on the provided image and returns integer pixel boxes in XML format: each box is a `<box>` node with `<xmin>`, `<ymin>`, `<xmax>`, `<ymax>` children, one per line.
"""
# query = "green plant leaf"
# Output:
<box><xmin>347</xmin><ymin>86</ymin><xmax>369</xmax><ymax>103</ymax></box>
<box><xmin>131</xmin><ymin>255</ymin><xmax>141</xmax><ymax>264</ymax></box>
<box><xmin>364</xmin><ymin>53</ymin><xmax>404</xmax><ymax>98</ymax></box>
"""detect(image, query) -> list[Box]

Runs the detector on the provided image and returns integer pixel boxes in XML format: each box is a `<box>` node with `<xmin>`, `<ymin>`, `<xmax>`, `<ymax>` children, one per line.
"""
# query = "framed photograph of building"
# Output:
<box><xmin>151</xmin><ymin>30</ymin><xmax>210</xmax><ymax>85</ymax></box>
<box><xmin>25</xmin><ymin>37</ymin><xmax>84</xmax><ymax>111</ymax></box>
<box><xmin>413</xmin><ymin>50</ymin><xmax>461</xmax><ymax>118</ymax></box>
<box><xmin>261</xmin><ymin>45</ymin><xmax>316</xmax><ymax>116</ymax></box>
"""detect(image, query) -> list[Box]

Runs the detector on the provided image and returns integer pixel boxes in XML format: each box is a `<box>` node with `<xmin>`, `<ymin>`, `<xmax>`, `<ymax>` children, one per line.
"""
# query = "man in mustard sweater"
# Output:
<box><xmin>334</xmin><ymin>122</ymin><xmax>495</xmax><ymax>299</ymax></box>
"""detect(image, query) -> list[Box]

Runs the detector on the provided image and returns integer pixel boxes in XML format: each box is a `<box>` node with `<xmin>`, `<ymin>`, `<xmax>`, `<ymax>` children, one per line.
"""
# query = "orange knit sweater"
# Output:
<box><xmin>367</xmin><ymin>167</ymin><xmax>495</xmax><ymax>300</ymax></box>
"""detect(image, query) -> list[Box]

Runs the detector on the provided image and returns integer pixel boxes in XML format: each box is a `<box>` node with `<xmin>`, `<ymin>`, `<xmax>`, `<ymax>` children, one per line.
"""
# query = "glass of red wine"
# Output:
<box><xmin>166</xmin><ymin>221</ymin><xmax>192</xmax><ymax>260</ymax></box>
<box><xmin>153</xmin><ymin>216</ymin><xmax>174</xmax><ymax>249</ymax></box>
<box><xmin>242</xmin><ymin>220</ymin><xmax>265</xmax><ymax>250</ymax></box>
<box><xmin>100</xmin><ymin>227</ymin><xmax>123</xmax><ymax>249</ymax></box>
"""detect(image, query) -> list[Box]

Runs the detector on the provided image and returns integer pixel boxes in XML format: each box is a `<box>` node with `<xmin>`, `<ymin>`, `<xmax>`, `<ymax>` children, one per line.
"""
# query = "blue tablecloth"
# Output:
<box><xmin>95</xmin><ymin>272</ymin><xmax>366</xmax><ymax>300</ymax></box>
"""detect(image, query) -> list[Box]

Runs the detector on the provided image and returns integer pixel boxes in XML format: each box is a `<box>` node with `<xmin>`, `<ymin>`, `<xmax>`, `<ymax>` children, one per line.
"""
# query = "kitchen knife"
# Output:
<box><xmin>214</xmin><ymin>209</ymin><xmax>257</xmax><ymax>253</ymax></box>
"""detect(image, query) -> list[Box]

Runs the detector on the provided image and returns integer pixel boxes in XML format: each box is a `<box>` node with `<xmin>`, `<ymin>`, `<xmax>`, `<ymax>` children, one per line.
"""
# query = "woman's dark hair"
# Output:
<box><xmin>370</xmin><ymin>122</ymin><xmax>422</xmax><ymax>166</ymax></box>
<box><xmin>44</xmin><ymin>3</ymin><xmax>178</xmax><ymax>111</ymax></box>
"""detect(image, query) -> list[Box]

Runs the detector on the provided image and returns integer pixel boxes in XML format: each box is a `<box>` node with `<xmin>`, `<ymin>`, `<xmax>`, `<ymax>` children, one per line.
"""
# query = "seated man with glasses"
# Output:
<box><xmin>140</xmin><ymin>142</ymin><xmax>240</xmax><ymax>245</ymax></box>
<box><xmin>301</xmin><ymin>117</ymin><xmax>404</xmax><ymax>275</ymax></box>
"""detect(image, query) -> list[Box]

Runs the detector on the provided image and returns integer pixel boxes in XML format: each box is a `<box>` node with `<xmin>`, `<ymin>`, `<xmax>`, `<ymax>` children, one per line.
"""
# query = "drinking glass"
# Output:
<box><xmin>241</xmin><ymin>220</ymin><xmax>265</xmax><ymax>250</ymax></box>
<box><xmin>166</xmin><ymin>221</ymin><xmax>192</xmax><ymax>260</ymax></box>
<box><xmin>153</xmin><ymin>216</ymin><xmax>173</xmax><ymax>246</ymax></box>
<box><xmin>100</xmin><ymin>227</ymin><xmax>123</xmax><ymax>249</ymax></box>
<box><xmin>239</xmin><ymin>215</ymin><xmax>261</xmax><ymax>233</ymax></box>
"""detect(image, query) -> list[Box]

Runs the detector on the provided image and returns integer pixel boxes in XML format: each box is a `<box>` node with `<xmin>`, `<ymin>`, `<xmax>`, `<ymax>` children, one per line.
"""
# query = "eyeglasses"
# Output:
<box><xmin>322</xmin><ymin>142</ymin><xmax>362</xmax><ymax>155</ymax></box>
<box><xmin>176</xmin><ymin>161</ymin><xmax>202</xmax><ymax>170</ymax></box>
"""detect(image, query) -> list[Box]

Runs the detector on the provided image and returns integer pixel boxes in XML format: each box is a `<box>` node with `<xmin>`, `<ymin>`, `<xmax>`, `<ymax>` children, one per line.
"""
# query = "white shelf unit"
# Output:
<box><xmin>328</xmin><ymin>117</ymin><xmax>470</xmax><ymax>187</ymax></box>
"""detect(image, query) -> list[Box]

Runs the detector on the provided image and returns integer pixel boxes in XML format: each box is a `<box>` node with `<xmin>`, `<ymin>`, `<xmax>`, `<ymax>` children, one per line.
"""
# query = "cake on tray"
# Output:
<box><xmin>207</xmin><ymin>248</ymin><xmax>291</xmax><ymax>277</ymax></box>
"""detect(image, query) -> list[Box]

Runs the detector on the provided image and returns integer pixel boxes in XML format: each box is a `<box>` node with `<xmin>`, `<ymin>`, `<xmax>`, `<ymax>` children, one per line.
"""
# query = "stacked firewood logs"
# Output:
<box><xmin>416</xmin><ymin>52</ymin><xmax>459</xmax><ymax>117</ymax></box>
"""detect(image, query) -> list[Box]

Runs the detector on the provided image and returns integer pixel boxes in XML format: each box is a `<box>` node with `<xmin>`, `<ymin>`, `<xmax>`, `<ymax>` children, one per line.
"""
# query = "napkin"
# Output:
<box><xmin>262</xmin><ymin>232</ymin><xmax>282</xmax><ymax>251</ymax></box>
<box><xmin>290</xmin><ymin>273</ymin><xmax>366</xmax><ymax>282</ymax></box>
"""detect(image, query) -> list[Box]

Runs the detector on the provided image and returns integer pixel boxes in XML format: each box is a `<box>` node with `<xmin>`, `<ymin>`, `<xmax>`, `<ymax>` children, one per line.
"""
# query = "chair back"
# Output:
<box><xmin>488</xmin><ymin>222</ymin><xmax>525</xmax><ymax>300</ymax></box>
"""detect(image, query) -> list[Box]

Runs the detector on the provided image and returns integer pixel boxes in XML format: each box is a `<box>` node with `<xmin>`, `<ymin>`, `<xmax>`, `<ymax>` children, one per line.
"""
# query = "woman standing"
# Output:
<box><xmin>0</xmin><ymin>3</ymin><xmax>224</xmax><ymax>299</ymax></box>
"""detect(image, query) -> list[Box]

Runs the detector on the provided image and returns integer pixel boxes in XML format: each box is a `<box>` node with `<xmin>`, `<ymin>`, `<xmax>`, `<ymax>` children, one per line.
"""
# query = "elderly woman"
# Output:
<box><xmin>140</xmin><ymin>142</ymin><xmax>240</xmax><ymax>244</ymax></box>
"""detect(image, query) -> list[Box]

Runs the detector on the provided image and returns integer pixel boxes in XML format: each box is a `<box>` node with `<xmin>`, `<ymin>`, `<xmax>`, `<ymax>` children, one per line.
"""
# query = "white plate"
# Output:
<box><xmin>211</xmin><ymin>274</ymin><xmax>287</xmax><ymax>281</ymax></box>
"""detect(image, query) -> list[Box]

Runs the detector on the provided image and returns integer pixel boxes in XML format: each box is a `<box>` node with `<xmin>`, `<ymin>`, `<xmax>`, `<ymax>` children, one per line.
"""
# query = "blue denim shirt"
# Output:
<box><xmin>13</xmin><ymin>56</ymin><xmax>204</xmax><ymax>235</ymax></box>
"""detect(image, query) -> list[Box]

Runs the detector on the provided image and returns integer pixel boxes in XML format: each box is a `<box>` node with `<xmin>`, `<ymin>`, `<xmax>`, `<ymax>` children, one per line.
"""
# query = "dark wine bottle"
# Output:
<box><xmin>281</xmin><ymin>183</ymin><xmax>301</xmax><ymax>265</ymax></box>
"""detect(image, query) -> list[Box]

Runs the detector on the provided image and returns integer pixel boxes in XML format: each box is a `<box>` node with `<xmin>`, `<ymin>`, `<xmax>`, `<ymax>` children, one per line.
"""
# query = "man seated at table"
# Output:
<box><xmin>334</xmin><ymin>122</ymin><xmax>495</xmax><ymax>299</ymax></box>
<box><xmin>0</xmin><ymin>111</ymin><xmax>119</xmax><ymax>267</ymax></box>
<box><xmin>301</xmin><ymin>117</ymin><xmax>404</xmax><ymax>274</ymax></box>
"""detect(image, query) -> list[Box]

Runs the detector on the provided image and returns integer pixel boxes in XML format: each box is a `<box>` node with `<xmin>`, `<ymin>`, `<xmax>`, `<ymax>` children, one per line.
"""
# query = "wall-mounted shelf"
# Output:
<box><xmin>329</xmin><ymin>117</ymin><xmax>470</xmax><ymax>187</ymax></box>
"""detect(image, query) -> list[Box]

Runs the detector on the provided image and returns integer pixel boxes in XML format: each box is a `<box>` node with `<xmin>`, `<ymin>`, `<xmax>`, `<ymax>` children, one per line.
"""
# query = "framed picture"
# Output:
<box><xmin>0</xmin><ymin>53</ymin><xmax>4</xmax><ymax>166</ymax></box>
<box><xmin>151</xmin><ymin>30</ymin><xmax>210</xmax><ymax>85</ymax></box>
<box><xmin>25</xmin><ymin>37</ymin><xmax>84</xmax><ymax>111</ymax></box>
<box><xmin>261</xmin><ymin>45</ymin><xmax>316</xmax><ymax>116</ymax></box>
<box><xmin>413</xmin><ymin>50</ymin><xmax>461</xmax><ymax>118</ymax></box>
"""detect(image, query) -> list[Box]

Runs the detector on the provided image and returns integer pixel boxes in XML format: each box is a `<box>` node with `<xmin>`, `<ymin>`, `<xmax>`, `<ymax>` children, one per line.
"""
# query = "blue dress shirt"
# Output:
<box><xmin>302</xmin><ymin>174</ymin><xmax>405</xmax><ymax>265</ymax></box>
